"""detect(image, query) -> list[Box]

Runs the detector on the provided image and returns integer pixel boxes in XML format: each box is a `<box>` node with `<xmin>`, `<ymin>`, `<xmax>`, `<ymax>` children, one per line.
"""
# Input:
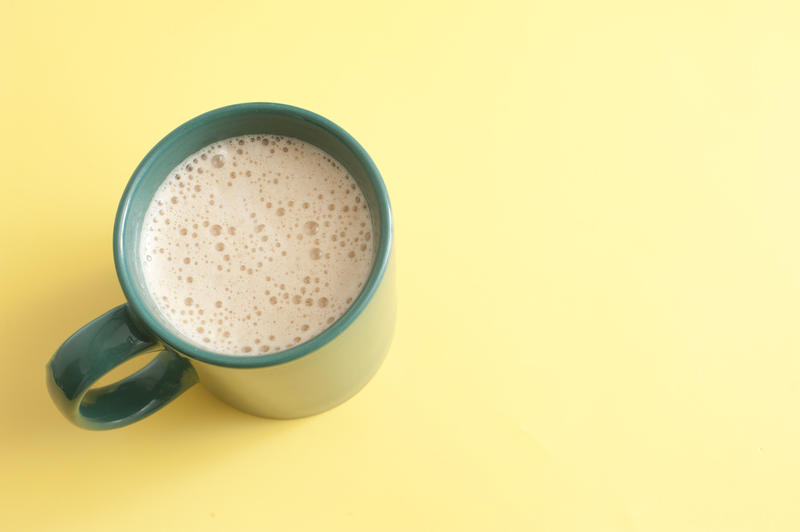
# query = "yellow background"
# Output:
<box><xmin>1</xmin><ymin>1</ymin><xmax>799</xmax><ymax>530</ymax></box>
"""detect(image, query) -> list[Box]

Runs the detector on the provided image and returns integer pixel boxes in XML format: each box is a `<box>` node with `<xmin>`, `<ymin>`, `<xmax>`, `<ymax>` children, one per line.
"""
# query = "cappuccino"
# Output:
<box><xmin>140</xmin><ymin>135</ymin><xmax>374</xmax><ymax>356</ymax></box>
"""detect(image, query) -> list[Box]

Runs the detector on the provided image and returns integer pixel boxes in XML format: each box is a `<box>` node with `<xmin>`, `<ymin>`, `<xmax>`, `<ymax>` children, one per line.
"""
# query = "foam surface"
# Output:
<box><xmin>140</xmin><ymin>135</ymin><xmax>374</xmax><ymax>356</ymax></box>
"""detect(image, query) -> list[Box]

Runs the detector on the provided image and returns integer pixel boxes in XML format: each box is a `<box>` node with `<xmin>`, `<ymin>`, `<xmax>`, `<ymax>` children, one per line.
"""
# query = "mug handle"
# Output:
<box><xmin>46</xmin><ymin>304</ymin><xmax>198</xmax><ymax>430</ymax></box>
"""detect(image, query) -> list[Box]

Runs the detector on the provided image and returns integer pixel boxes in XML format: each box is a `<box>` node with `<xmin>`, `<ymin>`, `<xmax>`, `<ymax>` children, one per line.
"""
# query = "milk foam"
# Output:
<box><xmin>140</xmin><ymin>135</ymin><xmax>374</xmax><ymax>356</ymax></box>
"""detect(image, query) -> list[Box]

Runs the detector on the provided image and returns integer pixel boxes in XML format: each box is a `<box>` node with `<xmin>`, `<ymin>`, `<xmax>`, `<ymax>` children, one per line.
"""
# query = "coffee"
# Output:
<box><xmin>140</xmin><ymin>135</ymin><xmax>374</xmax><ymax>356</ymax></box>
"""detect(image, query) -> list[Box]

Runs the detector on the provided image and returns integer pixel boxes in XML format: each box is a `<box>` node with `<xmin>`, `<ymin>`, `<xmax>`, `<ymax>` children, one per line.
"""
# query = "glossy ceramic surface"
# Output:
<box><xmin>46</xmin><ymin>103</ymin><xmax>394</xmax><ymax>429</ymax></box>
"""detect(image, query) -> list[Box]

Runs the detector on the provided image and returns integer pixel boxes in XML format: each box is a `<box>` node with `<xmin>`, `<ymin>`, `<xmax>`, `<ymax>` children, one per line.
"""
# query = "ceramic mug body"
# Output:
<box><xmin>47</xmin><ymin>103</ymin><xmax>395</xmax><ymax>429</ymax></box>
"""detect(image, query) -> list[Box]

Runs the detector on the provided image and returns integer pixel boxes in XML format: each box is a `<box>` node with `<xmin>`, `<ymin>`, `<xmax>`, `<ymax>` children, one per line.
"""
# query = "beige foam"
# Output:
<box><xmin>140</xmin><ymin>135</ymin><xmax>374</xmax><ymax>356</ymax></box>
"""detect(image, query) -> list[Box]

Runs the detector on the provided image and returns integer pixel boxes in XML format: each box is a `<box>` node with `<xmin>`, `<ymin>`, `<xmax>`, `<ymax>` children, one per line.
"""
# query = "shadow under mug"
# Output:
<box><xmin>46</xmin><ymin>103</ymin><xmax>395</xmax><ymax>430</ymax></box>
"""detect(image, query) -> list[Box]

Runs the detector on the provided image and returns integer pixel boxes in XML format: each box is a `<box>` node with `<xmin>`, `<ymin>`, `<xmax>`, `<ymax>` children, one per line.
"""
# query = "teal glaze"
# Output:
<box><xmin>47</xmin><ymin>103</ymin><xmax>395</xmax><ymax>429</ymax></box>
<box><xmin>46</xmin><ymin>305</ymin><xmax>198</xmax><ymax>429</ymax></box>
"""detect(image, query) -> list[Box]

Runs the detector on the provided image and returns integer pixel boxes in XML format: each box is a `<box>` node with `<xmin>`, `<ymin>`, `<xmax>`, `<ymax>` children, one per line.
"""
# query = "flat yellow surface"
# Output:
<box><xmin>2</xmin><ymin>1</ymin><xmax>799</xmax><ymax>530</ymax></box>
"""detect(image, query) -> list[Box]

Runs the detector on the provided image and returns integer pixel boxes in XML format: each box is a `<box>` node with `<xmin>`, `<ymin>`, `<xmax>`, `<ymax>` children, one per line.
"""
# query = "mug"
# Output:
<box><xmin>46</xmin><ymin>103</ymin><xmax>395</xmax><ymax>430</ymax></box>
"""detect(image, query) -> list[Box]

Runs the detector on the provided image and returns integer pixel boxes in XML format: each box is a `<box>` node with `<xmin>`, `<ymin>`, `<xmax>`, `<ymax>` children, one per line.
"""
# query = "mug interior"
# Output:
<box><xmin>114</xmin><ymin>103</ymin><xmax>392</xmax><ymax>368</ymax></box>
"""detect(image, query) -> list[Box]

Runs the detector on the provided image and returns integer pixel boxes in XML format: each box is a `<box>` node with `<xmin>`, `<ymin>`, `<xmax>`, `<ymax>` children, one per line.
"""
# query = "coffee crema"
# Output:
<box><xmin>139</xmin><ymin>135</ymin><xmax>374</xmax><ymax>356</ymax></box>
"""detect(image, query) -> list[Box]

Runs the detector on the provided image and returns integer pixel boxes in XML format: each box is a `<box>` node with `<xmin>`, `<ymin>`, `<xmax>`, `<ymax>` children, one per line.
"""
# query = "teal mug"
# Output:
<box><xmin>46</xmin><ymin>103</ymin><xmax>395</xmax><ymax>430</ymax></box>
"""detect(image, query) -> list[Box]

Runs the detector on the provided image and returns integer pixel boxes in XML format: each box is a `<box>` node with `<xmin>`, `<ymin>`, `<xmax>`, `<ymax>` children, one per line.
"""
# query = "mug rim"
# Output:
<box><xmin>113</xmin><ymin>102</ymin><xmax>392</xmax><ymax>368</ymax></box>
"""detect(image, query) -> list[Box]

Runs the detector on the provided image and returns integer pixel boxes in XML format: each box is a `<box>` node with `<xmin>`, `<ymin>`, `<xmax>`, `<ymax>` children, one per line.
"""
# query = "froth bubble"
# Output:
<box><xmin>184</xmin><ymin>297</ymin><xmax>193</xmax><ymax>306</ymax></box>
<box><xmin>304</xmin><ymin>221</ymin><xmax>319</xmax><ymax>235</ymax></box>
<box><xmin>310</xmin><ymin>248</ymin><xmax>322</xmax><ymax>260</ymax></box>
<box><xmin>318</xmin><ymin>297</ymin><xmax>329</xmax><ymax>308</ymax></box>
<box><xmin>210</xmin><ymin>224</ymin><xmax>222</xmax><ymax>236</ymax></box>
<box><xmin>211</xmin><ymin>154</ymin><xmax>225</xmax><ymax>168</ymax></box>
